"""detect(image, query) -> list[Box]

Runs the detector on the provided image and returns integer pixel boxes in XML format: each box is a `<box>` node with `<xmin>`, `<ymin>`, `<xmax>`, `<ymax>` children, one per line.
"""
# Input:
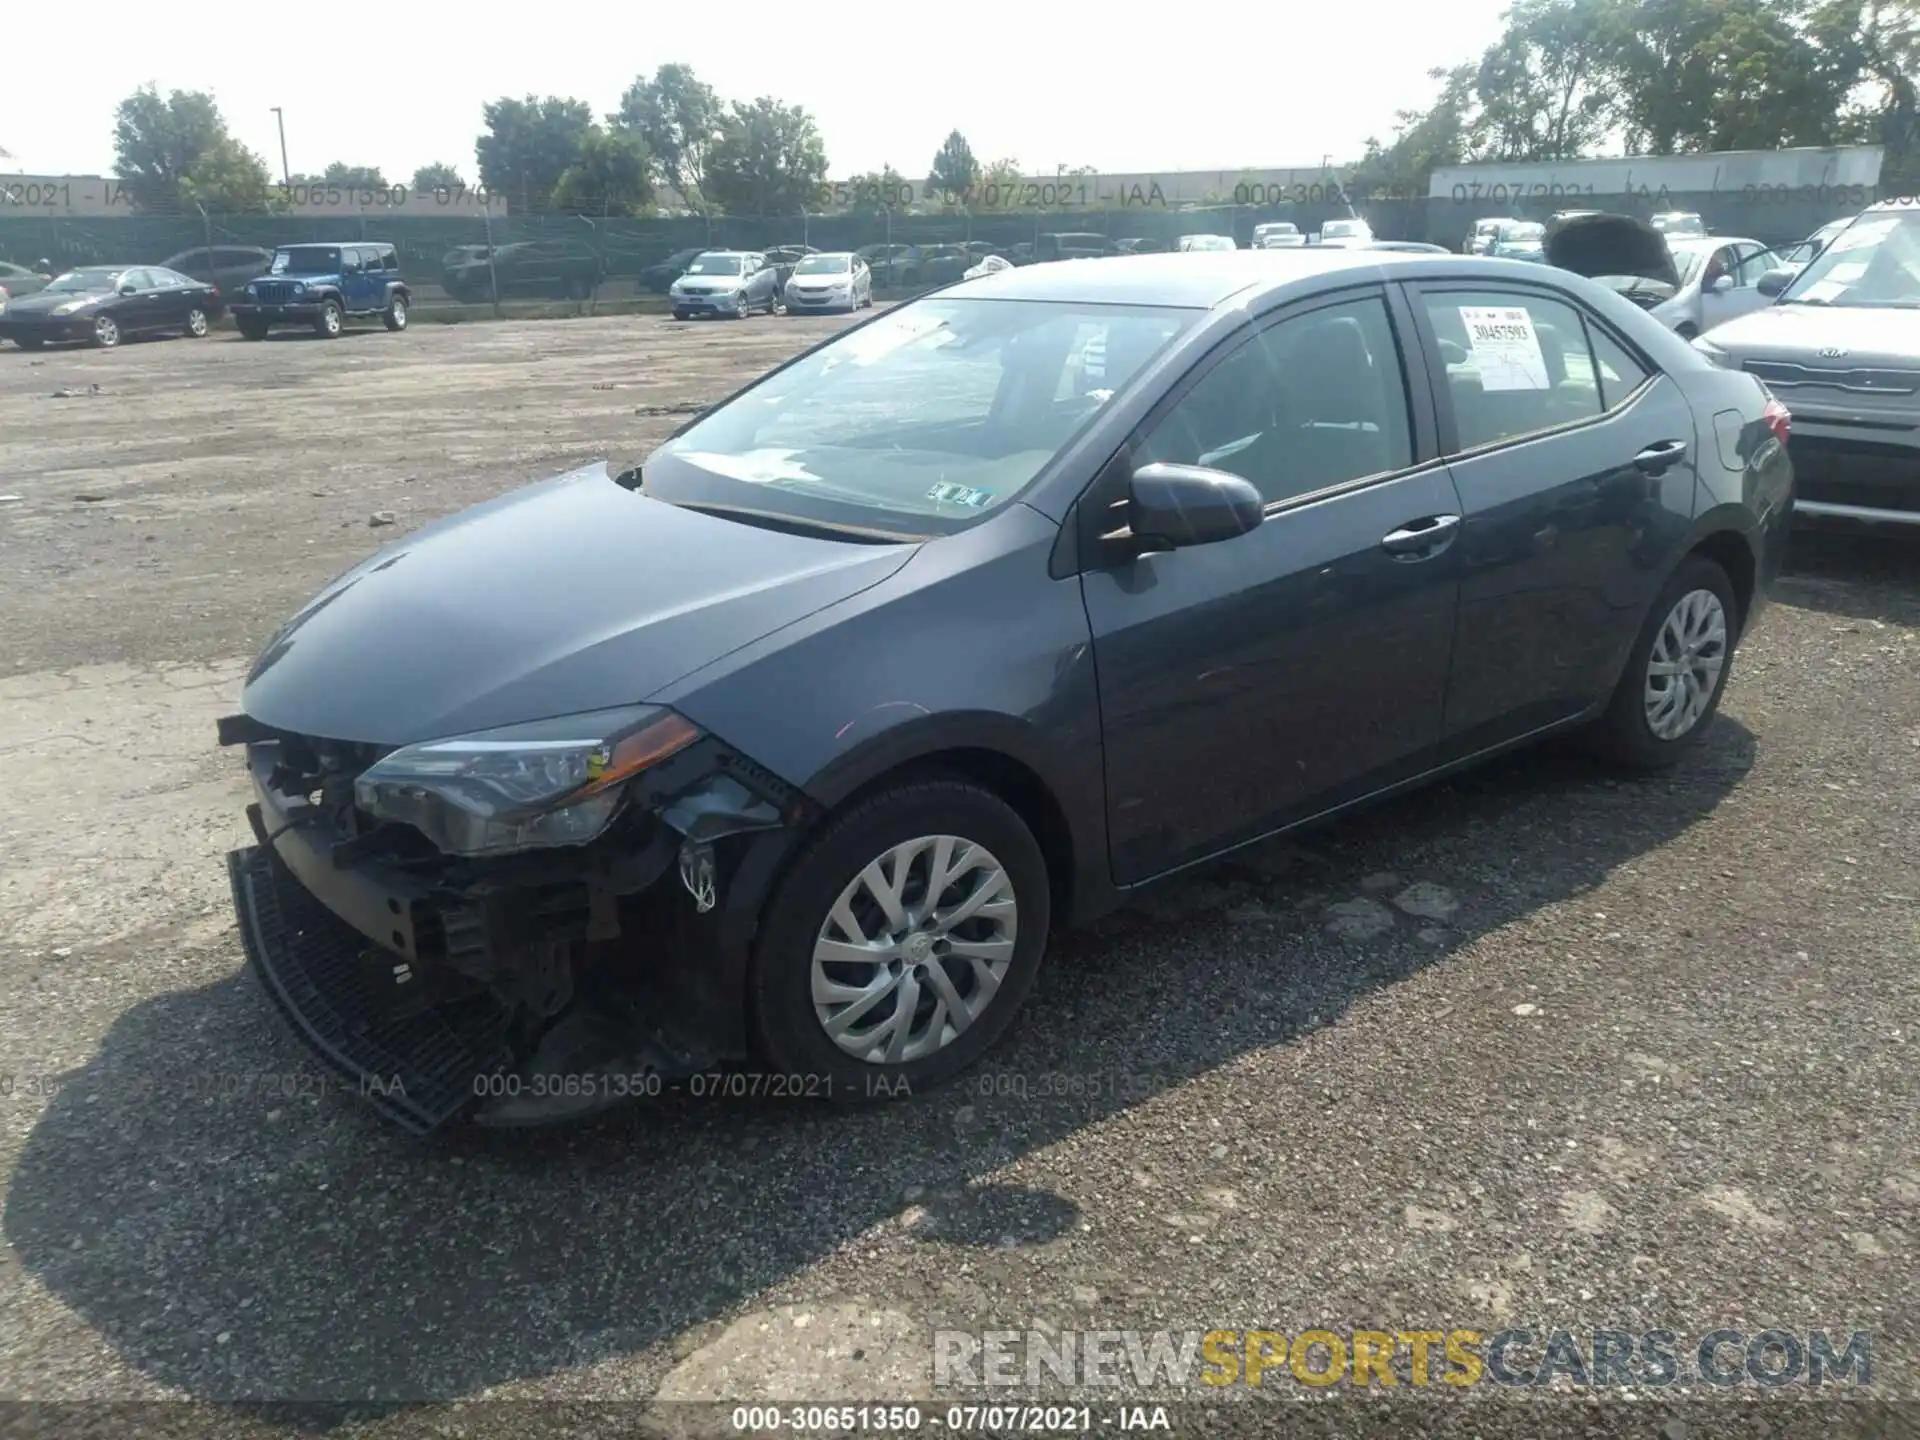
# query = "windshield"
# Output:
<box><xmin>794</xmin><ymin>254</ymin><xmax>851</xmax><ymax>275</ymax></box>
<box><xmin>1780</xmin><ymin>210</ymin><xmax>1920</xmax><ymax>307</ymax></box>
<box><xmin>1498</xmin><ymin>222</ymin><xmax>1545</xmax><ymax>242</ymax></box>
<box><xmin>271</xmin><ymin>248</ymin><xmax>340</xmax><ymax>276</ymax></box>
<box><xmin>1322</xmin><ymin>220</ymin><xmax>1365</xmax><ymax>236</ymax></box>
<box><xmin>45</xmin><ymin>270</ymin><xmax>120</xmax><ymax>294</ymax></box>
<box><xmin>685</xmin><ymin>254</ymin><xmax>746</xmax><ymax>276</ymax></box>
<box><xmin>1654</xmin><ymin>214</ymin><xmax>1705</xmax><ymax>235</ymax></box>
<box><xmin>646</xmin><ymin>297</ymin><xmax>1197</xmax><ymax>537</ymax></box>
<box><xmin>1256</xmin><ymin>224</ymin><xmax>1297</xmax><ymax>236</ymax></box>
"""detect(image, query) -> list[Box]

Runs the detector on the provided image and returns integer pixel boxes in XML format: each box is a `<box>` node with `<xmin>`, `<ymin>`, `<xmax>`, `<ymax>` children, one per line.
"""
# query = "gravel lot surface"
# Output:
<box><xmin>0</xmin><ymin>316</ymin><xmax>1915</xmax><ymax>1439</ymax></box>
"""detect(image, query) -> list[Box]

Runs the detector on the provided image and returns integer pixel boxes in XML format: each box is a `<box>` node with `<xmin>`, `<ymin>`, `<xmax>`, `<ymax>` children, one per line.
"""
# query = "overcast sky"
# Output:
<box><xmin>1</xmin><ymin>0</ymin><xmax>1513</xmax><ymax>182</ymax></box>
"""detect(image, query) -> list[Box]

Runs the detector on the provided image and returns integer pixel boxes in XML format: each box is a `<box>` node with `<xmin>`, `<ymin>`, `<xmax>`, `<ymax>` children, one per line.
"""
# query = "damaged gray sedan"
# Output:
<box><xmin>223</xmin><ymin>249</ymin><xmax>1787</xmax><ymax>1131</ymax></box>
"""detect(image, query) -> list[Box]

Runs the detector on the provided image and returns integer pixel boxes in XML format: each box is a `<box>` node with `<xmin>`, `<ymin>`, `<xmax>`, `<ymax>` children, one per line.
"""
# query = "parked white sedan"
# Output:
<box><xmin>783</xmin><ymin>252</ymin><xmax>873</xmax><ymax>315</ymax></box>
<box><xmin>1647</xmin><ymin>236</ymin><xmax>1784</xmax><ymax>338</ymax></box>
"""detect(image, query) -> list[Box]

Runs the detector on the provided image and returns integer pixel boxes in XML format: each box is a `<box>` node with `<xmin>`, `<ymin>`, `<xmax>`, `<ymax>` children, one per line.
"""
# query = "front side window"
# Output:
<box><xmin>1135</xmin><ymin>295</ymin><xmax>1413</xmax><ymax>506</ymax></box>
<box><xmin>1423</xmin><ymin>289</ymin><xmax>1609</xmax><ymax>450</ymax></box>
<box><xmin>647</xmin><ymin>297</ymin><xmax>1198</xmax><ymax>536</ymax></box>
<box><xmin>271</xmin><ymin>248</ymin><xmax>341</xmax><ymax>276</ymax></box>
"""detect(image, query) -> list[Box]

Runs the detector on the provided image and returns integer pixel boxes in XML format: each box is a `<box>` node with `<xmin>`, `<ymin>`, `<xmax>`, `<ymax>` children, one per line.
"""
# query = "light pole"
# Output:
<box><xmin>270</xmin><ymin>108</ymin><xmax>291</xmax><ymax>189</ymax></box>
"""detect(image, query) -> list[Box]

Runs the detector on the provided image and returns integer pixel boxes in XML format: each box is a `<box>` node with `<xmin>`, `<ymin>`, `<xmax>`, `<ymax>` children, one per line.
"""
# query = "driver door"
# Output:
<box><xmin>1080</xmin><ymin>287</ymin><xmax>1464</xmax><ymax>884</ymax></box>
<box><xmin>115</xmin><ymin>269</ymin><xmax>164</xmax><ymax>333</ymax></box>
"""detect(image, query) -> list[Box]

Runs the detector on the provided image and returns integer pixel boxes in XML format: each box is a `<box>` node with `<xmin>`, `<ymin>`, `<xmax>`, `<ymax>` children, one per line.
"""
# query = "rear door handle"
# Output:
<box><xmin>1381</xmin><ymin>513</ymin><xmax>1461</xmax><ymax>556</ymax></box>
<box><xmin>1634</xmin><ymin>439</ymin><xmax>1689</xmax><ymax>474</ymax></box>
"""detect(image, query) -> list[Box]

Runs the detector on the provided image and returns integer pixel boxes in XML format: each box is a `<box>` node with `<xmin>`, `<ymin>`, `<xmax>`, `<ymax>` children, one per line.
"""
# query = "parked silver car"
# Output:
<box><xmin>1315</xmin><ymin>217</ymin><xmax>1374</xmax><ymax>248</ymax></box>
<box><xmin>668</xmin><ymin>251</ymin><xmax>781</xmax><ymax>319</ymax></box>
<box><xmin>1651</xmin><ymin>237</ymin><xmax>1783</xmax><ymax>337</ymax></box>
<box><xmin>1252</xmin><ymin>222</ymin><xmax>1304</xmax><ymax>249</ymax></box>
<box><xmin>1702</xmin><ymin>201</ymin><xmax>1920</xmax><ymax>529</ymax></box>
<box><xmin>1176</xmin><ymin>234</ymin><xmax>1236</xmax><ymax>252</ymax></box>
<box><xmin>783</xmin><ymin>252</ymin><xmax>872</xmax><ymax>314</ymax></box>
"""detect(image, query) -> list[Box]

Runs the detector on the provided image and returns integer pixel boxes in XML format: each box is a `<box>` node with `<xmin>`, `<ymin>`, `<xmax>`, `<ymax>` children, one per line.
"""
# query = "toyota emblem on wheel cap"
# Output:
<box><xmin>1818</xmin><ymin>346</ymin><xmax>1849</xmax><ymax>358</ymax></box>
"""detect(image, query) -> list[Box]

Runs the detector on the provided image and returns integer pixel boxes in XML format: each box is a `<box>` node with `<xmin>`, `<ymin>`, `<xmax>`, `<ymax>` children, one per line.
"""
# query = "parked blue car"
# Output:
<box><xmin>229</xmin><ymin>243</ymin><xmax>411</xmax><ymax>339</ymax></box>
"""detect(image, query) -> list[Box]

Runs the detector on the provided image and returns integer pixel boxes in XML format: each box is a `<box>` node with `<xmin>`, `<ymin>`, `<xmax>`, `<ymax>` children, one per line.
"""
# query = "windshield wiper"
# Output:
<box><xmin>663</xmin><ymin>499</ymin><xmax>922</xmax><ymax>544</ymax></box>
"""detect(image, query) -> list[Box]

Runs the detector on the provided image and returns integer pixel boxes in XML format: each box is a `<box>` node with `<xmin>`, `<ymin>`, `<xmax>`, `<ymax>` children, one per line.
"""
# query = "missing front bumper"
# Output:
<box><xmin>228</xmin><ymin>842</ymin><xmax>515</xmax><ymax>1133</ymax></box>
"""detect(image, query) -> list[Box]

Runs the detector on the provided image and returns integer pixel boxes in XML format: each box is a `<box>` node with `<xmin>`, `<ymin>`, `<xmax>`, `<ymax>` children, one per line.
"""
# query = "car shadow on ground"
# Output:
<box><xmin>1776</xmin><ymin>529</ymin><xmax>1920</xmax><ymax>622</ymax></box>
<box><xmin>3</xmin><ymin>720</ymin><xmax>1756</xmax><ymax>1408</ymax></box>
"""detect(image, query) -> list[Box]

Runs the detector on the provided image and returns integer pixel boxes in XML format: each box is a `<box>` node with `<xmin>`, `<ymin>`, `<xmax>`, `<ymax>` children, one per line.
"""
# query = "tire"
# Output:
<box><xmin>765</xmin><ymin>287</ymin><xmax>780</xmax><ymax>315</ymax></box>
<box><xmin>1675</xmin><ymin>322</ymin><xmax>1699</xmax><ymax>341</ymax></box>
<box><xmin>1587</xmin><ymin>554</ymin><xmax>1739</xmax><ymax>771</ymax></box>
<box><xmin>184</xmin><ymin>307</ymin><xmax>210</xmax><ymax>338</ymax></box>
<box><xmin>733</xmin><ymin>290</ymin><xmax>752</xmax><ymax>320</ymax></box>
<box><xmin>237</xmin><ymin>318</ymin><xmax>269</xmax><ymax>341</ymax></box>
<box><xmin>383</xmin><ymin>294</ymin><xmax>409</xmax><ymax>332</ymax></box>
<box><xmin>313</xmin><ymin>300</ymin><xmax>343</xmax><ymax>338</ymax></box>
<box><xmin>92</xmin><ymin>315</ymin><xmax>121</xmax><ymax>348</ymax></box>
<box><xmin>748</xmin><ymin>778</ymin><xmax>1051</xmax><ymax>1099</ymax></box>
<box><xmin>673</xmin><ymin>309</ymin><xmax>691</xmax><ymax>321</ymax></box>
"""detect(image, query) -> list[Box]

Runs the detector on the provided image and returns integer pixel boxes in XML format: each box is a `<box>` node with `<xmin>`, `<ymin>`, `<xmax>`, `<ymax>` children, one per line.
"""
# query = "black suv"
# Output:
<box><xmin>230</xmin><ymin>243</ymin><xmax>411</xmax><ymax>339</ymax></box>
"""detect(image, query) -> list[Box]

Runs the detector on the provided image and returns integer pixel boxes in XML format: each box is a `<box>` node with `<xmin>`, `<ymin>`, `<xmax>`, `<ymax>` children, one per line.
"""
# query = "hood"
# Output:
<box><xmin>788</xmin><ymin>271</ymin><xmax>853</xmax><ymax>287</ymax></box>
<box><xmin>257</xmin><ymin>272</ymin><xmax>341</xmax><ymax>286</ymax></box>
<box><xmin>1544</xmin><ymin>212</ymin><xmax>1679</xmax><ymax>287</ymax></box>
<box><xmin>240</xmin><ymin>462</ymin><xmax>918</xmax><ymax>746</ymax></box>
<box><xmin>674</xmin><ymin>272</ymin><xmax>745</xmax><ymax>290</ymax></box>
<box><xmin>1695</xmin><ymin>303</ymin><xmax>1920</xmax><ymax>370</ymax></box>
<box><xmin>6</xmin><ymin>290</ymin><xmax>111</xmax><ymax>314</ymax></box>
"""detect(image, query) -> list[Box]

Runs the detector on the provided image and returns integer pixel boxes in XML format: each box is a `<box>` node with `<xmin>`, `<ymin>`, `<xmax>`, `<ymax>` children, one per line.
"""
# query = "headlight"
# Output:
<box><xmin>290</xmin><ymin>282</ymin><xmax>306</xmax><ymax>297</ymax></box>
<box><xmin>354</xmin><ymin>705</ymin><xmax>701</xmax><ymax>857</ymax></box>
<box><xmin>53</xmin><ymin>299</ymin><xmax>87</xmax><ymax>314</ymax></box>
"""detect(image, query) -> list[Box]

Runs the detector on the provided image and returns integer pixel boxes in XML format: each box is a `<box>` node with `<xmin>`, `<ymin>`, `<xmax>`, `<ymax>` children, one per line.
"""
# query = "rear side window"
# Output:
<box><xmin>1136</xmin><ymin>294</ymin><xmax>1414</xmax><ymax>506</ymax></box>
<box><xmin>1587</xmin><ymin>325</ymin><xmax>1650</xmax><ymax>410</ymax></box>
<box><xmin>1422</xmin><ymin>290</ymin><xmax>1608</xmax><ymax>452</ymax></box>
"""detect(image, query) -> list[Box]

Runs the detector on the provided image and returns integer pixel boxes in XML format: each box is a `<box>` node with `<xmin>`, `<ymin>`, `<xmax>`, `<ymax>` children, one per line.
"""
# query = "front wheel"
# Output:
<box><xmin>383</xmin><ymin>294</ymin><xmax>409</xmax><ymax>331</ymax></box>
<box><xmin>748</xmin><ymin>779</ymin><xmax>1050</xmax><ymax>1098</ymax></box>
<box><xmin>236</xmin><ymin>317</ymin><xmax>269</xmax><ymax>341</ymax></box>
<box><xmin>184</xmin><ymin>307</ymin><xmax>209</xmax><ymax>338</ymax></box>
<box><xmin>92</xmin><ymin>315</ymin><xmax>121</xmax><ymax>348</ymax></box>
<box><xmin>1587</xmin><ymin>554</ymin><xmax>1739</xmax><ymax>770</ymax></box>
<box><xmin>313</xmin><ymin>300</ymin><xmax>343</xmax><ymax>338</ymax></box>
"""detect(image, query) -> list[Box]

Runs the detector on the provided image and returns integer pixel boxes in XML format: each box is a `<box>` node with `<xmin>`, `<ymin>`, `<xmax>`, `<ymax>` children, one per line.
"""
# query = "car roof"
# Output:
<box><xmin>948</xmin><ymin>248</ymin><xmax>1552</xmax><ymax>309</ymax></box>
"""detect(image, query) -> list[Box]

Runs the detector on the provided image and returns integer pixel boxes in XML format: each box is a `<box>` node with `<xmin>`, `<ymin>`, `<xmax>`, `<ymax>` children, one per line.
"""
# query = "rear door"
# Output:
<box><xmin>1405</xmin><ymin>281</ymin><xmax>1699</xmax><ymax>760</ymax></box>
<box><xmin>1081</xmin><ymin>286</ymin><xmax>1465</xmax><ymax>883</ymax></box>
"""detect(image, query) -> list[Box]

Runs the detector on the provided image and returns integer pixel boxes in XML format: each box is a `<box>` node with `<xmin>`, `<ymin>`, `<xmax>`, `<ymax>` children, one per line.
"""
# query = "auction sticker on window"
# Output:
<box><xmin>1459</xmin><ymin>306</ymin><xmax>1550</xmax><ymax>390</ymax></box>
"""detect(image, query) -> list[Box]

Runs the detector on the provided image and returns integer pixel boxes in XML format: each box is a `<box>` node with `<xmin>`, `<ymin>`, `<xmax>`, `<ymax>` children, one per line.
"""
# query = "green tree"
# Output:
<box><xmin>111</xmin><ymin>86</ymin><xmax>275</xmax><ymax>213</ymax></box>
<box><xmin>1346</xmin><ymin>63</ymin><xmax>1480</xmax><ymax>197</ymax></box>
<box><xmin>550</xmin><ymin>128</ymin><xmax>655</xmax><ymax>214</ymax></box>
<box><xmin>704</xmin><ymin>97</ymin><xmax>830</xmax><ymax>216</ymax></box>
<box><xmin>1472</xmin><ymin>0</ymin><xmax>1618</xmax><ymax>160</ymax></box>
<box><xmin>322</xmin><ymin>162</ymin><xmax>387</xmax><ymax>189</ymax></box>
<box><xmin>837</xmin><ymin>165</ymin><xmax>913</xmax><ymax>214</ymax></box>
<box><xmin>411</xmin><ymin>161</ymin><xmax>463</xmax><ymax>191</ymax></box>
<box><xmin>927</xmin><ymin>129</ymin><xmax>979</xmax><ymax>199</ymax></box>
<box><xmin>613</xmin><ymin>63</ymin><xmax>722</xmax><ymax>209</ymax></box>
<box><xmin>475</xmin><ymin>95</ymin><xmax>595</xmax><ymax>212</ymax></box>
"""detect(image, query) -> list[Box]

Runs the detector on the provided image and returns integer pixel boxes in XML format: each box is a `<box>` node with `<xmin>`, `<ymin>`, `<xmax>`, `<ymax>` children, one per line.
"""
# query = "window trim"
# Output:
<box><xmin>1402</xmin><ymin>279</ymin><xmax>1659</xmax><ymax>461</ymax></box>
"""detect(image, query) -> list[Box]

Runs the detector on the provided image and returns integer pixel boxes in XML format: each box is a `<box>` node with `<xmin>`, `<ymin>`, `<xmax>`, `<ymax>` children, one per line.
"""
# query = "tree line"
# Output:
<box><xmin>107</xmin><ymin>66</ymin><xmax>1028</xmax><ymax>217</ymax></box>
<box><xmin>1349</xmin><ymin>0</ymin><xmax>1920</xmax><ymax>196</ymax></box>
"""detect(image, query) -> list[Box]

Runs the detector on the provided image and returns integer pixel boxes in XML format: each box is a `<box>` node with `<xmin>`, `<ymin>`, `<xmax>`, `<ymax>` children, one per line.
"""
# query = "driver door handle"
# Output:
<box><xmin>1381</xmin><ymin>513</ymin><xmax>1461</xmax><ymax>556</ymax></box>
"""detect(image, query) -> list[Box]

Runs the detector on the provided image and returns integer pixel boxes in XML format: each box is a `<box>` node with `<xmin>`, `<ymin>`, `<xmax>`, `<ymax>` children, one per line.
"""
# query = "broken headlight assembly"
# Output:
<box><xmin>353</xmin><ymin>705</ymin><xmax>702</xmax><ymax>858</ymax></box>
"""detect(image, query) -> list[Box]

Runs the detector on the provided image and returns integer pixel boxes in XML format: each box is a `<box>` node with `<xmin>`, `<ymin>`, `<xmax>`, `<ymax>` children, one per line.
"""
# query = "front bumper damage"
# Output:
<box><xmin>220</xmin><ymin>715</ymin><xmax>815</xmax><ymax>1132</ymax></box>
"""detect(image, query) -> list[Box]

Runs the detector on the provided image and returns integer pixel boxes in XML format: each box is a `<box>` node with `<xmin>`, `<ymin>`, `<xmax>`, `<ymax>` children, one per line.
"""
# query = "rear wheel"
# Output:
<box><xmin>184</xmin><ymin>306</ymin><xmax>209</xmax><ymax>338</ymax></box>
<box><xmin>748</xmin><ymin>778</ymin><xmax>1050</xmax><ymax>1098</ymax></box>
<box><xmin>313</xmin><ymin>300</ymin><xmax>343</xmax><ymax>338</ymax></box>
<box><xmin>1587</xmin><ymin>554</ymin><xmax>1738</xmax><ymax>770</ymax></box>
<box><xmin>383</xmin><ymin>294</ymin><xmax>409</xmax><ymax>332</ymax></box>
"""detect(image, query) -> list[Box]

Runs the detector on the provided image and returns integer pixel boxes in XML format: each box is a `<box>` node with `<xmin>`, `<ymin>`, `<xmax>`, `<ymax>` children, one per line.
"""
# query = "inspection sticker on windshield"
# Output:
<box><xmin>928</xmin><ymin>482</ymin><xmax>993</xmax><ymax>509</ymax></box>
<box><xmin>1459</xmin><ymin>306</ymin><xmax>1550</xmax><ymax>390</ymax></box>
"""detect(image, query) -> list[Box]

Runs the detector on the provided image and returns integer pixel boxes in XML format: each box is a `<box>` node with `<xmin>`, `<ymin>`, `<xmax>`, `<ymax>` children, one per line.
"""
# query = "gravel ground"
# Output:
<box><xmin>0</xmin><ymin>317</ymin><xmax>1916</xmax><ymax>1439</ymax></box>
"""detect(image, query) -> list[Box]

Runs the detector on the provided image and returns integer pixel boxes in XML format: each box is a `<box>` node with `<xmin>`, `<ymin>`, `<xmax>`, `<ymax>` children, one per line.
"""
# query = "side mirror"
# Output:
<box><xmin>119</xmin><ymin>283</ymin><xmax>137</xmax><ymax>295</ymax></box>
<box><xmin>1127</xmin><ymin>463</ymin><xmax>1264</xmax><ymax>551</ymax></box>
<box><xmin>1708</xmin><ymin>273</ymin><xmax>1734</xmax><ymax>294</ymax></box>
<box><xmin>1756</xmin><ymin>267</ymin><xmax>1793</xmax><ymax>297</ymax></box>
